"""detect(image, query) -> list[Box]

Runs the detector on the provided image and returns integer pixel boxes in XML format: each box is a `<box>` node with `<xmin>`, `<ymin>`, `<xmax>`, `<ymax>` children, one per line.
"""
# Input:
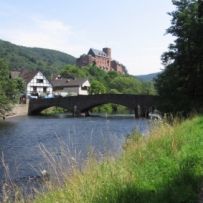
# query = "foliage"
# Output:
<box><xmin>155</xmin><ymin>0</ymin><xmax>203</xmax><ymax>113</ymax></box>
<box><xmin>0</xmin><ymin>39</ymin><xmax>76</xmax><ymax>76</ymax></box>
<box><xmin>14</xmin><ymin>77</ymin><xmax>26</xmax><ymax>94</ymax></box>
<box><xmin>91</xmin><ymin>104</ymin><xmax>113</xmax><ymax>114</ymax></box>
<box><xmin>141</xmin><ymin>81</ymin><xmax>157</xmax><ymax>95</ymax></box>
<box><xmin>89</xmin><ymin>80</ymin><xmax>107</xmax><ymax>94</ymax></box>
<box><xmin>60</xmin><ymin>64</ymin><xmax>156</xmax><ymax>96</ymax></box>
<box><xmin>61</xmin><ymin>64</ymin><xmax>88</xmax><ymax>78</ymax></box>
<box><xmin>34</xmin><ymin>116</ymin><xmax>203</xmax><ymax>203</ymax></box>
<box><xmin>109</xmin><ymin>75</ymin><xmax>143</xmax><ymax>94</ymax></box>
<box><xmin>136</xmin><ymin>72</ymin><xmax>159</xmax><ymax>82</ymax></box>
<box><xmin>41</xmin><ymin>107</ymin><xmax>65</xmax><ymax>115</ymax></box>
<box><xmin>0</xmin><ymin>60</ymin><xmax>23</xmax><ymax>116</ymax></box>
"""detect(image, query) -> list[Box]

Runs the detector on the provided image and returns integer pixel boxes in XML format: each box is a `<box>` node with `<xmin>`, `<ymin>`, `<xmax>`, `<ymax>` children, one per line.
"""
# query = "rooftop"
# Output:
<box><xmin>88</xmin><ymin>48</ymin><xmax>108</xmax><ymax>58</ymax></box>
<box><xmin>51</xmin><ymin>78</ymin><xmax>89</xmax><ymax>88</ymax></box>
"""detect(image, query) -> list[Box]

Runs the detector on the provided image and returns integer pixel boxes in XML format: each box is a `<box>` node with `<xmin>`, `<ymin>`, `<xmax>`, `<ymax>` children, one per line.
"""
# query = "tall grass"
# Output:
<box><xmin>32</xmin><ymin>115</ymin><xmax>203</xmax><ymax>203</ymax></box>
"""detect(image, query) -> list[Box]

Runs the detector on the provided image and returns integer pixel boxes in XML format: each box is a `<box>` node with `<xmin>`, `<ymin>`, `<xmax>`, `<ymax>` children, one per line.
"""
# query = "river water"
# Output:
<box><xmin>0</xmin><ymin>115</ymin><xmax>150</xmax><ymax>184</ymax></box>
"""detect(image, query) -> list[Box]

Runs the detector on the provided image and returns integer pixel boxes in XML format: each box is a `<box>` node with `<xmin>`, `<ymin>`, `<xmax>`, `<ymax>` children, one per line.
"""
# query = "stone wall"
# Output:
<box><xmin>111</xmin><ymin>60</ymin><xmax>127</xmax><ymax>74</ymax></box>
<box><xmin>76</xmin><ymin>48</ymin><xmax>126</xmax><ymax>74</ymax></box>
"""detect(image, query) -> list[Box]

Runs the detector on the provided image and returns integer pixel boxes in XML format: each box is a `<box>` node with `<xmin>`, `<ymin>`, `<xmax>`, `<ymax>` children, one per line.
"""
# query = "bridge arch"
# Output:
<box><xmin>28</xmin><ymin>103</ymin><xmax>74</xmax><ymax>115</ymax></box>
<box><xmin>40</xmin><ymin>106</ymin><xmax>73</xmax><ymax>114</ymax></box>
<box><xmin>28</xmin><ymin>94</ymin><xmax>159</xmax><ymax>117</ymax></box>
<box><xmin>79</xmin><ymin>101</ymin><xmax>133</xmax><ymax>113</ymax></box>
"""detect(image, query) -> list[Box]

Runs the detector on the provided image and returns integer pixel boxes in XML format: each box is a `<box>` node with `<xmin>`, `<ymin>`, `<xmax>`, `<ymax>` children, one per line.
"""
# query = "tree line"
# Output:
<box><xmin>0</xmin><ymin>60</ymin><xmax>24</xmax><ymax>118</ymax></box>
<box><xmin>60</xmin><ymin>64</ymin><xmax>156</xmax><ymax>95</ymax></box>
<box><xmin>155</xmin><ymin>0</ymin><xmax>203</xmax><ymax>113</ymax></box>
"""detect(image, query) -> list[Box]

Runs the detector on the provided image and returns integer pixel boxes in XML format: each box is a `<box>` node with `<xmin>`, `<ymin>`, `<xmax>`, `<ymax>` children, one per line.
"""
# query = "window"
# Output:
<box><xmin>37</xmin><ymin>79</ymin><xmax>43</xmax><ymax>83</ymax></box>
<box><xmin>81</xmin><ymin>86</ymin><xmax>88</xmax><ymax>90</ymax></box>
<box><xmin>43</xmin><ymin>87</ymin><xmax>47</xmax><ymax>93</ymax></box>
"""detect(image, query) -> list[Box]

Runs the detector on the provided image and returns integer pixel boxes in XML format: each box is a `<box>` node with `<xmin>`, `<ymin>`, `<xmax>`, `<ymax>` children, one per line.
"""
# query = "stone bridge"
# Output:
<box><xmin>28</xmin><ymin>94</ymin><xmax>159</xmax><ymax>117</ymax></box>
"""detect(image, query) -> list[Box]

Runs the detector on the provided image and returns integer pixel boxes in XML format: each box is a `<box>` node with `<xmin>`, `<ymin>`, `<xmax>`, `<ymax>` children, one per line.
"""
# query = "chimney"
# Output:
<box><xmin>103</xmin><ymin>48</ymin><xmax>111</xmax><ymax>59</ymax></box>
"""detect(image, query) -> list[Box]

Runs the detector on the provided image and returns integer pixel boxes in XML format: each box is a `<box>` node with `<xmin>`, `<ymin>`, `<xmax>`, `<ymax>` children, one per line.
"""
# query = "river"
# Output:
<box><xmin>0</xmin><ymin>115</ymin><xmax>150</xmax><ymax>185</ymax></box>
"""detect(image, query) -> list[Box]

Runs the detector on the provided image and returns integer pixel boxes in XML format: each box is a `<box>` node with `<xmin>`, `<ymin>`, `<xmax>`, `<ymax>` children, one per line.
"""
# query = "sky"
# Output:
<box><xmin>0</xmin><ymin>0</ymin><xmax>175</xmax><ymax>75</ymax></box>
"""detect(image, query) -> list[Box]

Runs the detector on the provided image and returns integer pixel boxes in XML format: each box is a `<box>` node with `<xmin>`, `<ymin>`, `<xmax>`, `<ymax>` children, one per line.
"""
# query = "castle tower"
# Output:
<box><xmin>103</xmin><ymin>48</ymin><xmax>111</xmax><ymax>59</ymax></box>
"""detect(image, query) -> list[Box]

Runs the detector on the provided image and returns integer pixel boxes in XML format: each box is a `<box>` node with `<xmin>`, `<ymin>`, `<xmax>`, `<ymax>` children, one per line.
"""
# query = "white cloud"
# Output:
<box><xmin>0</xmin><ymin>17</ymin><xmax>77</xmax><ymax>54</ymax></box>
<box><xmin>32</xmin><ymin>18</ymin><xmax>72</xmax><ymax>34</ymax></box>
<box><xmin>0</xmin><ymin>17</ymin><xmax>104</xmax><ymax>59</ymax></box>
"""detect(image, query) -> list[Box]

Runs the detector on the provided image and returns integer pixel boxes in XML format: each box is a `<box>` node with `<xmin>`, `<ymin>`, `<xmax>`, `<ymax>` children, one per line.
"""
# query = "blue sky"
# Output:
<box><xmin>0</xmin><ymin>0</ymin><xmax>175</xmax><ymax>75</ymax></box>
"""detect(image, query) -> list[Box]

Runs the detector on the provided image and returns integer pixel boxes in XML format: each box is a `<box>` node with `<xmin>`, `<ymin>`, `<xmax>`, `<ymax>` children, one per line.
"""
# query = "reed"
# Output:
<box><xmin>31</xmin><ymin>115</ymin><xmax>203</xmax><ymax>203</ymax></box>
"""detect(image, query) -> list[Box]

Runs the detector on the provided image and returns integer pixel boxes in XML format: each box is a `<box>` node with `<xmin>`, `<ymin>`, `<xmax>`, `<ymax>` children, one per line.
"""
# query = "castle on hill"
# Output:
<box><xmin>76</xmin><ymin>48</ymin><xmax>127</xmax><ymax>74</ymax></box>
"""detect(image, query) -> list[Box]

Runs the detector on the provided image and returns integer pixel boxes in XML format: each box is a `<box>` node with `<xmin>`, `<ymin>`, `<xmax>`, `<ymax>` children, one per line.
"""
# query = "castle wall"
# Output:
<box><xmin>76</xmin><ymin>48</ymin><xmax>126</xmax><ymax>74</ymax></box>
<box><xmin>111</xmin><ymin>60</ymin><xmax>126</xmax><ymax>74</ymax></box>
<box><xmin>76</xmin><ymin>55</ymin><xmax>95</xmax><ymax>67</ymax></box>
<box><xmin>94</xmin><ymin>56</ymin><xmax>111</xmax><ymax>71</ymax></box>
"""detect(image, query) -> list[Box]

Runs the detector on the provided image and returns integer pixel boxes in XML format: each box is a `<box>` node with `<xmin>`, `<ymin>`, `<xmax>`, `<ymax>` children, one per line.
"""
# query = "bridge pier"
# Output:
<box><xmin>142</xmin><ymin>106</ymin><xmax>150</xmax><ymax>118</ymax></box>
<box><xmin>72</xmin><ymin>111</ymin><xmax>90</xmax><ymax>117</ymax></box>
<box><xmin>134</xmin><ymin>106</ymin><xmax>153</xmax><ymax>119</ymax></box>
<box><xmin>84</xmin><ymin>111</ymin><xmax>90</xmax><ymax>117</ymax></box>
<box><xmin>134</xmin><ymin>105</ymin><xmax>141</xmax><ymax>118</ymax></box>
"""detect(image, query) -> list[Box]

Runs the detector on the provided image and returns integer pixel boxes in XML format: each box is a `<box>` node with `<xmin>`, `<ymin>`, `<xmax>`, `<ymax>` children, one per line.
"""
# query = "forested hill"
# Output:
<box><xmin>0</xmin><ymin>39</ymin><xmax>76</xmax><ymax>75</ymax></box>
<box><xmin>136</xmin><ymin>72</ymin><xmax>159</xmax><ymax>82</ymax></box>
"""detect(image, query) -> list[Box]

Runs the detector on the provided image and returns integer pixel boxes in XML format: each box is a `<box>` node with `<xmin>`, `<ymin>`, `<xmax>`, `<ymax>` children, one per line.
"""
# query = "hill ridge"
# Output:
<box><xmin>0</xmin><ymin>39</ymin><xmax>76</xmax><ymax>76</ymax></box>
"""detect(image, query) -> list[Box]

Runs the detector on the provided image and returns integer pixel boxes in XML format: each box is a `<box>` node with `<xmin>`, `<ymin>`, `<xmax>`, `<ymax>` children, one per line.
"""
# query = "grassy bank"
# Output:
<box><xmin>34</xmin><ymin>116</ymin><xmax>203</xmax><ymax>203</ymax></box>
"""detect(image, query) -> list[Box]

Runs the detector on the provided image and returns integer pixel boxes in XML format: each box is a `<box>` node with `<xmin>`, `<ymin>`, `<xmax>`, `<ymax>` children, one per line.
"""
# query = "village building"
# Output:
<box><xmin>76</xmin><ymin>48</ymin><xmax>127</xmax><ymax>74</ymax></box>
<box><xmin>51</xmin><ymin>75</ymin><xmax>90</xmax><ymax>96</ymax></box>
<box><xmin>10</xmin><ymin>70</ymin><xmax>53</xmax><ymax>98</ymax></box>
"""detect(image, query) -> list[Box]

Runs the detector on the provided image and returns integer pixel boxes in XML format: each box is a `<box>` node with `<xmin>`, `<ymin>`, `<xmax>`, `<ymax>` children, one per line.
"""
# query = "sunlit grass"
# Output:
<box><xmin>31</xmin><ymin>115</ymin><xmax>203</xmax><ymax>203</ymax></box>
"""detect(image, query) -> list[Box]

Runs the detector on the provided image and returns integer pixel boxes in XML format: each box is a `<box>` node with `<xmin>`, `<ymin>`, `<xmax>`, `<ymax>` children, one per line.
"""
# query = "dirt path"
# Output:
<box><xmin>6</xmin><ymin>103</ymin><xmax>28</xmax><ymax>118</ymax></box>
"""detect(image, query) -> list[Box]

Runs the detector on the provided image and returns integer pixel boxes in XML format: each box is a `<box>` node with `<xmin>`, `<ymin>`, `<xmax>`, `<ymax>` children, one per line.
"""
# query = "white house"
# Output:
<box><xmin>11</xmin><ymin>70</ymin><xmax>53</xmax><ymax>97</ymax></box>
<box><xmin>51</xmin><ymin>77</ymin><xmax>90</xmax><ymax>96</ymax></box>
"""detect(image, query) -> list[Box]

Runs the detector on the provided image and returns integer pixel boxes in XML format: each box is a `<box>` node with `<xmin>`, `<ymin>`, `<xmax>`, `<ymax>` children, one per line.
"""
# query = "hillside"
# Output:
<box><xmin>0</xmin><ymin>39</ymin><xmax>76</xmax><ymax>76</ymax></box>
<box><xmin>136</xmin><ymin>72</ymin><xmax>160</xmax><ymax>82</ymax></box>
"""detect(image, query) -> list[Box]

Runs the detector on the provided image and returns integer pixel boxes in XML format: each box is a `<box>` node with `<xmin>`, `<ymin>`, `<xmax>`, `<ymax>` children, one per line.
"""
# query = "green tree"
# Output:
<box><xmin>155</xmin><ymin>0</ymin><xmax>203</xmax><ymax>112</ymax></box>
<box><xmin>141</xmin><ymin>81</ymin><xmax>157</xmax><ymax>95</ymax></box>
<box><xmin>87</xmin><ymin>65</ymin><xmax>107</xmax><ymax>83</ymax></box>
<box><xmin>109</xmin><ymin>76</ymin><xmax>142</xmax><ymax>94</ymax></box>
<box><xmin>0</xmin><ymin>60</ymin><xmax>19</xmax><ymax>117</ymax></box>
<box><xmin>109</xmin><ymin>89</ymin><xmax>121</xmax><ymax>94</ymax></box>
<box><xmin>89</xmin><ymin>80</ymin><xmax>107</xmax><ymax>94</ymax></box>
<box><xmin>61</xmin><ymin>64</ymin><xmax>88</xmax><ymax>78</ymax></box>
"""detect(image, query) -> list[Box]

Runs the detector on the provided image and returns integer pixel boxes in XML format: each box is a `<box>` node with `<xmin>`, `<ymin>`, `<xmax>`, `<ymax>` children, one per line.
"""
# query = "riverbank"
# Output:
<box><xmin>31</xmin><ymin>115</ymin><xmax>203</xmax><ymax>203</ymax></box>
<box><xmin>0</xmin><ymin>116</ymin><xmax>146</xmax><ymax>202</ymax></box>
<box><xmin>5</xmin><ymin>103</ymin><xmax>28</xmax><ymax>118</ymax></box>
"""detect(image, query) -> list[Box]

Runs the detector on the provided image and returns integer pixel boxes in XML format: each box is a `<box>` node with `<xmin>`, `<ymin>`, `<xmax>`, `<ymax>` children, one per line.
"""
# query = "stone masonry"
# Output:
<box><xmin>76</xmin><ymin>48</ymin><xmax>127</xmax><ymax>74</ymax></box>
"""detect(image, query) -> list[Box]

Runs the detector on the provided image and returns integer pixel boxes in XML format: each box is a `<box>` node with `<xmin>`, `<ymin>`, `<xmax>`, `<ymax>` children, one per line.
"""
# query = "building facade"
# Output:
<box><xmin>26</xmin><ymin>71</ymin><xmax>53</xmax><ymax>97</ymax></box>
<box><xmin>76</xmin><ymin>48</ymin><xmax>127</xmax><ymax>74</ymax></box>
<box><xmin>51</xmin><ymin>76</ymin><xmax>90</xmax><ymax>96</ymax></box>
<box><xmin>11</xmin><ymin>70</ymin><xmax>53</xmax><ymax>97</ymax></box>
